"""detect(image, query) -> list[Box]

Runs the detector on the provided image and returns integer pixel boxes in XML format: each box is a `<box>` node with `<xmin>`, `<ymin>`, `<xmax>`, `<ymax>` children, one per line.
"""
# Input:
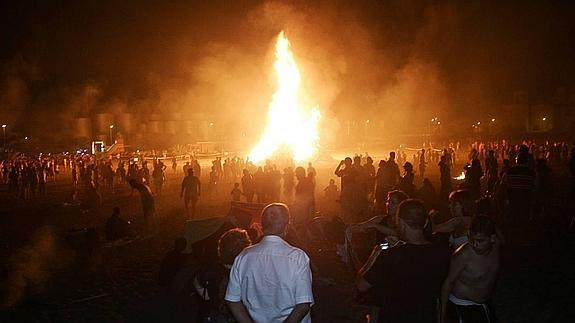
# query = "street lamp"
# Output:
<box><xmin>489</xmin><ymin>118</ymin><xmax>496</xmax><ymax>135</ymax></box>
<box><xmin>109</xmin><ymin>124</ymin><xmax>114</xmax><ymax>145</ymax></box>
<box><xmin>2</xmin><ymin>124</ymin><xmax>6</xmax><ymax>148</ymax></box>
<box><xmin>429</xmin><ymin>117</ymin><xmax>438</xmax><ymax>134</ymax></box>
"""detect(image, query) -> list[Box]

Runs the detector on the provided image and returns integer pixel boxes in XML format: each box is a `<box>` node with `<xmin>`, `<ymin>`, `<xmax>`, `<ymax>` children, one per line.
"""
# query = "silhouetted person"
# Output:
<box><xmin>417</xmin><ymin>178</ymin><xmax>437</xmax><ymax>211</ymax></box>
<box><xmin>183</xmin><ymin>161</ymin><xmax>191</xmax><ymax>175</ymax></box>
<box><xmin>83</xmin><ymin>181</ymin><xmax>102</xmax><ymax>213</ymax></box>
<box><xmin>385</xmin><ymin>152</ymin><xmax>401</xmax><ymax>189</ymax></box>
<box><xmin>241</xmin><ymin>169</ymin><xmax>255</xmax><ymax>203</ymax></box>
<box><xmin>354</xmin><ymin>155</ymin><xmax>370</xmax><ymax>217</ymax></box>
<box><xmin>375</xmin><ymin>160</ymin><xmax>388</xmax><ymax>212</ymax></box>
<box><xmin>171</xmin><ymin>156</ymin><xmax>178</xmax><ymax>173</ymax></box>
<box><xmin>324</xmin><ymin>178</ymin><xmax>339</xmax><ymax>202</ymax></box>
<box><xmin>335</xmin><ymin>157</ymin><xmax>358</xmax><ymax>222</ymax></box>
<box><xmin>398</xmin><ymin>162</ymin><xmax>415</xmax><ymax>197</ymax></box>
<box><xmin>307</xmin><ymin>162</ymin><xmax>317</xmax><ymax>188</ymax></box>
<box><xmin>464</xmin><ymin>158</ymin><xmax>483</xmax><ymax>199</ymax></box>
<box><xmin>193</xmin><ymin>159</ymin><xmax>202</xmax><ymax>178</ymax></box>
<box><xmin>438</xmin><ymin>155</ymin><xmax>452</xmax><ymax>201</ymax></box>
<box><xmin>152</xmin><ymin>161</ymin><xmax>166</xmax><ymax>195</ymax></box>
<box><xmin>254</xmin><ymin>167</ymin><xmax>265</xmax><ymax>203</ymax></box>
<box><xmin>293</xmin><ymin>166</ymin><xmax>315</xmax><ymax>226</ymax></box>
<box><xmin>129</xmin><ymin>179</ymin><xmax>155</xmax><ymax>222</ymax></box>
<box><xmin>159</xmin><ymin>237</ymin><xmax>189</xmax><ymax>287</ymax></box>
<box><xmin>208</xmin><ymin>166</ymin><xmax>219</xmax><ymax>198</ymax></box>
<box><xmin>105</xmin><ymin>207</ymin><xmax>130</xmax><ymax>242</ymax></box>
<box><xmin>365</xmin><ymin>156</ymin><xmax>376</xmax><ymax>199</ymax></box>
<box><xmin>181</xmin><ymin>169</ymin><xmax>201</xmax><ymax>219</ymax></box>
<box><xmin>485</xmin><ymin>150</ymin><xmax>499</xmax><ymax>194</ymax></box>
<box><xmin>282</xmin><ymin>167</ymin><xmax>295</xmax><ymax>203</ymax></box>
<box><xmin>419</xmin><ymin>149</ymin><xmax>427</xmax><ymax>180</ymax></box>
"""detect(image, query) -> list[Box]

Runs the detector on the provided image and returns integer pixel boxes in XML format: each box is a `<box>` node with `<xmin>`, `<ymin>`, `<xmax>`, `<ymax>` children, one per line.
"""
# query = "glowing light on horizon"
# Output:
<box><xmin>248</xmin><ymin>31</ymin><xmax>320</xmax><ymax>164</ymax></box>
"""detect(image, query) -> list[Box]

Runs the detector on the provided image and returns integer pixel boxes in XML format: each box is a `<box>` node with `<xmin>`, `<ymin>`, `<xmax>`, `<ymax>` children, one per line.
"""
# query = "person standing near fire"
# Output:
<box><xmin>419</xmin><ymin>148</ymin><xmax>427</xmax><ymax>181</ymax></box>
<box><xmin>181</xmin><ymin>168</ymin><xmax>201</xmax><ymax>219</ymax></box>
<box><xmin>335</xmin><ymin>157</ymin><xmax>358</xmax><ymax>223</ymax></box>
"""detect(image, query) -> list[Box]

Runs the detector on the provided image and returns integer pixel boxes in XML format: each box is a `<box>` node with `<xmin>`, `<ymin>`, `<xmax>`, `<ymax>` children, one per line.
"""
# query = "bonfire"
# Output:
<box><xmin>249</xmin><ymin>31</ymin><xmax>321</xmax><ymax>164</ymax></box>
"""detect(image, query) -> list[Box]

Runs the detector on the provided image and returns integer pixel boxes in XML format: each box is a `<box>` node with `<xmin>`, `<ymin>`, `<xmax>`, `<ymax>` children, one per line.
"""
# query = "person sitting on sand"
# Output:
<box><xmin>105</xmin><ymin>207</ymin><xmax>130</xmax><ymax>242</ymax></box>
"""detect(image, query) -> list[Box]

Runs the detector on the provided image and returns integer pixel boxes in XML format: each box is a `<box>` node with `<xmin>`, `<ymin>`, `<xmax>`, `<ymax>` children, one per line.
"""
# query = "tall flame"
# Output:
<box><xmin>249</xmin><ymin>31</ymin><xmax>320</xmax><ymax>163</ymax></box>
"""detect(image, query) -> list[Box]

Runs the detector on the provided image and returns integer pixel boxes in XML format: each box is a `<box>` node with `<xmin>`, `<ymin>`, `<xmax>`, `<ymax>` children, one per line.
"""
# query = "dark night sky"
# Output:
<box><xmin>1</xmin><ymin>0</ymin><xmax>575</xmax><ymax>137</ymax></box>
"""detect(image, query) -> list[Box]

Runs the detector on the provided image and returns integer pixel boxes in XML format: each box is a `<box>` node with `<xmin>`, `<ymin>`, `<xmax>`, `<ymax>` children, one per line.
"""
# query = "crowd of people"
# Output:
<box><xmin>150</xmin><ymin>139</ymin><xmax>575</xmax><ymax>323</ymax></box>
<box><xmin>0</xmin><ymin>155</ymin><xmax>62</xmax><ymax>199</ymax></box>
<box><xmin>2</xmin><ymin>138</ymin><xmax>575</xmax><ymax>322</ymax></box>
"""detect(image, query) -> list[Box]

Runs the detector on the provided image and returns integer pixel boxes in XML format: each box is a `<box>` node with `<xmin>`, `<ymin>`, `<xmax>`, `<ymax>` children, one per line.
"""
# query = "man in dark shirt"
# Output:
<box><xmin>357</xmin><ymin>199</ymin><xmax>450</xmax><ymax>323</ymax></box>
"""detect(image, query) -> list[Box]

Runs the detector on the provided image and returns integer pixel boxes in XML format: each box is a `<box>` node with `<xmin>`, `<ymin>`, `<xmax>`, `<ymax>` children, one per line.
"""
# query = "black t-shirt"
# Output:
<box><xmin>364</xmin><ymin>242</ymin><xmax>450</xmax><ymax>321</ymax></box>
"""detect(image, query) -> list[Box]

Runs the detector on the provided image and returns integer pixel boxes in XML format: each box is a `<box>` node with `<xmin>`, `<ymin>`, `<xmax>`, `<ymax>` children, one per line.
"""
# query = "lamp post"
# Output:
<box><xmin>2</xmin><ymin>124</ymin><xmax>6</xmax><ymax>149</ymax></box>
<box><xmin>489</xmin><ymin>118</ymin><xmax>495</xmax><ymax>136</ymax></box>
<box><xmin>109</xmin><ymin>124</ymin><xmax>114</xmax><ymax>145</ymax></box>
<box><xmin>429</xmin><ymin>117</ymin><xmax>437</xmax><ymax>135</ymax></box>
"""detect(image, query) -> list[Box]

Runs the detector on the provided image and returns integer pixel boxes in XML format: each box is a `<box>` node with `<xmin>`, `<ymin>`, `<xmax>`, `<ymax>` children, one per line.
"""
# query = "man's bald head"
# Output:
<box><xmin>261</xmin><ymin>203</ymin><xmax>290</xmax><ymax>236</ymax></box>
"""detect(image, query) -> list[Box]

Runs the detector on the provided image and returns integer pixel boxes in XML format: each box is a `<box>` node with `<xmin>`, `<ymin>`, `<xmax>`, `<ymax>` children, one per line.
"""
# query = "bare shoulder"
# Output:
<box><xmin>452</xmin><ymin>243</ymin><xmax>471</xmax><ymax>261</ymax></box>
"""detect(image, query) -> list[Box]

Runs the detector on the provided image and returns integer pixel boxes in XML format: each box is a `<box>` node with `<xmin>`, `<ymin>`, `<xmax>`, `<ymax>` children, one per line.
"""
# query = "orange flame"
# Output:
<box><xmin>454</xmin><ymin>171</ymin><xmax>466</xmax><ymax>180</ymax></box>
<box><xmin>249</xmin><ymin>31</ymin><xmax>320</xmax><ymax>163</ymax></box>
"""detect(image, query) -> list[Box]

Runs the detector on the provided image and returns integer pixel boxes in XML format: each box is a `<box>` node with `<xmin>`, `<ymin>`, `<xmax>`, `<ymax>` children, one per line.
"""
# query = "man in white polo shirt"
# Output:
<box><xmin>225</xmin><ymin>203</ymin><xmax>314</xmax><ymax>323</ymax></box>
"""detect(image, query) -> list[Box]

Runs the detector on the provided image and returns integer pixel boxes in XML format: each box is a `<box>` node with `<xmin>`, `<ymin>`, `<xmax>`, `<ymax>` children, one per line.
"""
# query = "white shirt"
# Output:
<box><xmin>225</xmin><ymin>235</ymin><xmax>314</xmax><ymax>323</ymax></box>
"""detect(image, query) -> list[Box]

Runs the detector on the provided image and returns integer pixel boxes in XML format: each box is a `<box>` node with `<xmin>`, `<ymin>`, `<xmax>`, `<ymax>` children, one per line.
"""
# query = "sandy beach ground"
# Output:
<box><xmin>1</xmin><ymin>157</ymin><xmax>575</xmax><ymax>322</ymax></box>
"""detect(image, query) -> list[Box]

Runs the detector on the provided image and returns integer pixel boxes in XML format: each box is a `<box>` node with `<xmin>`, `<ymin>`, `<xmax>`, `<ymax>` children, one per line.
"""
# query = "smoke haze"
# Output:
<box><xmin>1</xmin><ymin>0</ymin><xmax>574</xmax><ymax>145</ymax></box>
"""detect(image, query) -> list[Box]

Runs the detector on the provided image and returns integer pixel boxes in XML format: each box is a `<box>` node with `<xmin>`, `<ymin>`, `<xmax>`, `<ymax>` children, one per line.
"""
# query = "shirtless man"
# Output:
<box><xmin>441</xmin><ymin>215</ymin><xmax>500</xmax><ymax>323</ymax></box>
